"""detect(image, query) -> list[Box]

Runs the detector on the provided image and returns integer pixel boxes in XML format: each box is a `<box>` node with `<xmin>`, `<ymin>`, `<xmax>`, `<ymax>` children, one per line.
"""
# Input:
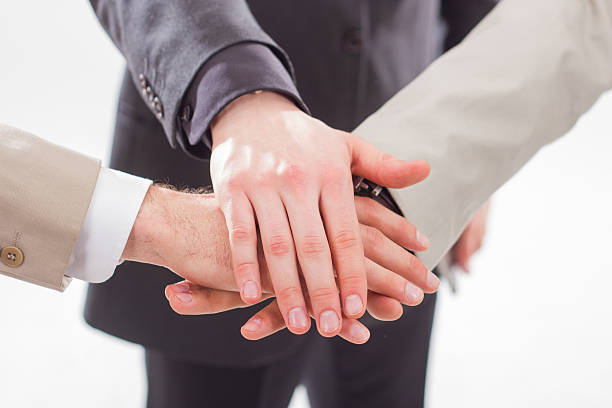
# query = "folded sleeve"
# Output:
<box><xmin>65</xmin><ymin>168</ymin><xmax>152</xmax><ymax>283</ymax></box>
<box><xmin>178</xmin><ymin>43</ymin><xmax>308</xmax><ymax>159</ymax></box>
<box><xmin>89</xmin><ymin>0</ymin><xmax>303</xmax><ymax>157</ymax></box>
<box><xmin>354</xmin><ymin>0</ymin><xmax>612</xmax><ymax>270</ymax></box>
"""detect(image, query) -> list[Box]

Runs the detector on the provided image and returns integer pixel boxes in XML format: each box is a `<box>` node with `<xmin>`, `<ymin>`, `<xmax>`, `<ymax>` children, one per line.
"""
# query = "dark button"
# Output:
<box><xmin>1</xmin><ymin>246</ymin><xmax>24</xmax><ymax>268</ymax></box>
<box><xmin>342</xmin><ymin>29</ymin><xmax>363</xmax><ymax>54</ymax></box>
<box><xmin>180</xmin><ymin>105</ymin><xmax>192</xmax><ymax>122</ymax></box>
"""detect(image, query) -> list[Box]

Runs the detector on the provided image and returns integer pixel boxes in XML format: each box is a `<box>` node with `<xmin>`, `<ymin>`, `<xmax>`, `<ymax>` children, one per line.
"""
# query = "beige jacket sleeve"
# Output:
<box><xmin>0</xmin><ymin>124</ymin><xmax>101</xmax><ymax>290</ymax></box>
<box><xmin>354</xmin><ymin>0</ymin><xmax>612</xmax><ymax>270</ymax></box>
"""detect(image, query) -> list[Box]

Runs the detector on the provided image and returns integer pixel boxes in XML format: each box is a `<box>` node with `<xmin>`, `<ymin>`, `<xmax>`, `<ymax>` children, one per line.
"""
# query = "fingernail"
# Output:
<box><xmin>416</xmin><ymin>230</ymin><xmax>430</xmax><ymax>248</ymax></box>
<box><xmin>344</xmin><ymin>294</ymin><xmax>364</xmax><ymax>316</ymax></box>
<box><xmin>405</xmin><ymin>284</ymin><xmax>424</xmax><ymax>304</ymax></box>
<box><xmin>288</xmin><ymin>307</ymin><xmax>309</xmax><ymax>329</ymax></box>
<box><xmin>242</xmin><ymin>317</ymin><xmax>262</xmax><ymax>332</ymax></box>
<box><xmin>175</xmin><ymin>292</ymin><xmax>193</xmax><ymax>303</ymax></box>
<box><xmin>320</xmin><ymin>310</ymin><xmax>340</xmax><ymax>334</ymax></box>
<box><xmin>242</xmin><ymin>280</ymin><xmax>260</xmax><ymax>301</ymax></box>
<box><xmin>427</xmin><ymin>272</ymin><xmax>440</xmax><ymax>290</ymax></box>
<box><xmin>349</xmin><ymin>323</ymin><xmax>370</xmax><ymax>342</ymax></box>
<box><xmin>171</xmin><ymin>283</ymin><xmax>193</xmax><ymax>303</ymax></box>
<box><xmin>172</xmin><ymin>282</ymin><xmax>191</xmax><ymax>293</ymax></box>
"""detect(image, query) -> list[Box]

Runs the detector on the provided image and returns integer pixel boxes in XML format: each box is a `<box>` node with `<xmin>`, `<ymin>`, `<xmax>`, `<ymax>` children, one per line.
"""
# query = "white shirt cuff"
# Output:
<box><xmin>65</xmin><ymin>167</ymin><xmax>152</xmax><ymax>283</ymax></box>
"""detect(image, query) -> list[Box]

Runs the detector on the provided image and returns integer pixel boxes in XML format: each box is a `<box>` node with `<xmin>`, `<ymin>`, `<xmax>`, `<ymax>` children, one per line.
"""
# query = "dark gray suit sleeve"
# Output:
<box><xmin>89</xmin><ymin>0</ymin><xmax>301</xmax><ymax>154</ymax></box>
<box><xmin>179</xmin><ymin>43</ymin><xmax>309</xmax><ymax>160</ymax></box>
<box><xmin>441</xmin><ymin>0</ymin><xmax>498</xmax><ymax>50</ymax></box>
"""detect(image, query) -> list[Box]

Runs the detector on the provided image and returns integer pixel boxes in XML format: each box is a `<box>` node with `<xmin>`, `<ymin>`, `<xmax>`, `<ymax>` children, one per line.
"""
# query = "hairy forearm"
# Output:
<box><xmin>121</xmin><ymin>184</ymin><xmax>435</xmax><ymax>303</ymax></box>
<box><xmin>122</xmin><ymin>185</ymin><xmax>271</xmax><ymax>291</ymax></box>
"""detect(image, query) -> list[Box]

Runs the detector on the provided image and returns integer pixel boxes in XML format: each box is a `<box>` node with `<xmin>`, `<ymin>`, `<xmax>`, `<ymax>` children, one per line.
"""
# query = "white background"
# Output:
<box><xmin>1</xmin><ymin>2</ymin><xmax>611</xmax><ymax>407</ymax></box>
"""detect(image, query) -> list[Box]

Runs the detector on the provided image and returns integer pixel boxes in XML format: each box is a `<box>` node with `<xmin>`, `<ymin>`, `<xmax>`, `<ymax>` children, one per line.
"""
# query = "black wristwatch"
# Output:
<box><xmin>353</xmin><ymin>177</ymin><xmax>402</xmax><ymax>215</ymax></box>
<box><xmin>354</xmin><ymin>176</ymin><xmax>452</xmax><ymax>291</ymax></box>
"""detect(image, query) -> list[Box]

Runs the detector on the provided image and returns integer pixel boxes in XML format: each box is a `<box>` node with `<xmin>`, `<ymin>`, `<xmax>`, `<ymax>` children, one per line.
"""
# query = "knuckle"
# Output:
<box><xmin>364</xmin><ymin>226</ymin><xmax>384</xmax><ymax>246</ymax></box>
<box><xmin>278</xmin><ymin>162</ymin><xmax>307</xmax><ymax>187</ymax></box>
<box><xmin>373</xmin><ymin>151</ymin><xmax>393</xmax><ymax>178</ymax></box>
<box><xmin>300</xmin><ymin>234</ymin><xmax>328</xmax><ymax>259</ymax></box>
<box><xmin>277</xmin><ymin>286</ymin><xmax>304</xmax><ymax>303</ymax></box>
<box><xmin>222</xmin><ymin>174</ymin><xmax>247</xmax><ymax>193</ymax></box>
<box><xmin>308</xmin><ymin>287</ymin><xmax>339</xmax><ymax>304</ymax></box>
<box><xmin>235</xmin><ymin>261</ymin><xmax>257</xmax><ymax>276</ymax></box>
<box><xmin>230</xmin><ymin>224</ymin><xmax>253</xmax><ymax>243</ymax></box>
<box><xmin>332</xmin><ymin>229</ymin><xmax>360</xmax><ymax>251</ymax></box>
<box><xmin>254</xmin><ymin>169</ymin><xmax>275</xmax><ymax>188</ymax></box>
<box><xmin>267</xmin><ymin>235</ymin><xmax>293</xmax><ymax>257</ymax></box>
<box><xmin>339</xmin><ymin>273</ymin><xmax>365</xmax><ymax>290</ymax></box>
<box><xmin>404</xmin><ymin>252</ymin><xmax>417</xmax><ymax>271</ymax></box>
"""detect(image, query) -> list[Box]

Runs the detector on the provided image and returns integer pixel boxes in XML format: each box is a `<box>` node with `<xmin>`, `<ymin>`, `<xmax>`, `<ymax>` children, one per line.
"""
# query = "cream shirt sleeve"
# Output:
<box><xmin>354</xmin><ymin>0</ymin><xmax>612</xmax><ymax>270</ymax></box>
<box><xmin>65</xmin><ymin>168</ymin><xmax>152</xmax><ymax>283</ymax></box>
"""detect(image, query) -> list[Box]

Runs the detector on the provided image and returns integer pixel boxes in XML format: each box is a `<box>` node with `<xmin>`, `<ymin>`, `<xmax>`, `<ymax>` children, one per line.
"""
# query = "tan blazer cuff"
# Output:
<box><xmin>0</xmin><ymin>124</ymin><xmax>101</xmax><ymax>291</ymax></box>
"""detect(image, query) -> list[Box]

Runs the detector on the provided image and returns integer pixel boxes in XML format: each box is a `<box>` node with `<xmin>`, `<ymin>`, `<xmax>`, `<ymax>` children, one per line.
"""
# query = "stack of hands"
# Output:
<box><xmin>120</xmin><ymin>91</ymin><xmax>488</xmax><ymax>345</ymax></box>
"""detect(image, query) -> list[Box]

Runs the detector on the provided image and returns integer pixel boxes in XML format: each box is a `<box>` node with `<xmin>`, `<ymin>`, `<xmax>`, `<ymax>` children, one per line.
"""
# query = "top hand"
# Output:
<box><xmin>210</xmin><ymin>91</ymin><xmax>430</xmax><ymax>337</ymax></box>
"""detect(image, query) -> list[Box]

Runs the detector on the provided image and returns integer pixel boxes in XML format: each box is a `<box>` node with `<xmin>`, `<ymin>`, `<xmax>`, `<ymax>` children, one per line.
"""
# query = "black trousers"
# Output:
<box><xmin>145</xmin><ymin>346</ymin><xmax>310</xmax><ymax>408</ymax></box>
<box><xmin>145</xmin><ymin>293</ymin><xmax>437</xmax><ymax>408</ymax></box>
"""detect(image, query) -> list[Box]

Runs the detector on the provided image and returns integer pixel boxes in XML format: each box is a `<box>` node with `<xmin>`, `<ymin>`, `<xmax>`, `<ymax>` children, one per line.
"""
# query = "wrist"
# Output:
<box><xmin>211</xmin><ymin>90</ymin><xmax>299</xmax><ymax>147</ymax></box>
<box><xmin>121</xmin><ymin>186</ymin><xmax>235</xmax><ymax>284</ymax></box>
<box><xmin>121</xmin><ymin>185</ymin><xmax>175</xmax><ymax>267</ymax></box>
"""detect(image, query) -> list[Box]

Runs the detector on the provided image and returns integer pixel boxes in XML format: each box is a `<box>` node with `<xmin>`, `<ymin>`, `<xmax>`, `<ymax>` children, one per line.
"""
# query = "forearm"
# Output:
<box><xmin>121</xmin><ymin>185</ymin><xmax>272</xmax><ymax>292</ymax></box>
<box><xmin>355</xmin><ymin>0</ymin><xmax>612</xmax><ymax>270</ymax></box>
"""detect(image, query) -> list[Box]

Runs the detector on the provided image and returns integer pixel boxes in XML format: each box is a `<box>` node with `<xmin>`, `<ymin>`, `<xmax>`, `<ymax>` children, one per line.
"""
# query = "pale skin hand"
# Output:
<box><xmin>244</xmin><ymin>200</ymin><xmax>492</xmax><ymax>343</ymax></box>
<box><xmin>210</xmin><ymin>90</ymin><xmax>433</xmax><ymax>337</ymax></box>
<box><xmin>451</xmin><ymin>201</ymin><xmax>491</xmax><ymax>273</ymax></box>
<box><xmin>159</xmin><ymin>197</ymin><xmax>489</xmax><ymax>343</ymax></box>
<box><xmin>164</xmin><ymin>195</ymin><xmax>439</xmax><ymax>344</ymax></box>
<box><xmin>121</xmin><ymin>172</ymin><xmax>439</xmax><ymax>343</ymax></box>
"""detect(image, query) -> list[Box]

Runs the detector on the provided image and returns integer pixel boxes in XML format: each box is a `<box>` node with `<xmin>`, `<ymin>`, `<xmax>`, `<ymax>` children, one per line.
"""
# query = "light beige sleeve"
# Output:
<box><xmin>354</xmin><ymin>0</ymin><xmax>612</xmax><ymax>270</ymax></box>
<box><xmin>0</xmin><ymin>124</ymin><xmax>101</xmax><ymax>291</ymax></box>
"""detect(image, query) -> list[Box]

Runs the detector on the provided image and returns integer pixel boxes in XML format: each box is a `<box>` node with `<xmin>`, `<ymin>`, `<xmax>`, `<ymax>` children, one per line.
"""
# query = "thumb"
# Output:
<box><xmin>346</xmin><ymin>133</ymin><xmax>430</xmax><ymax>189</ymax></box>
